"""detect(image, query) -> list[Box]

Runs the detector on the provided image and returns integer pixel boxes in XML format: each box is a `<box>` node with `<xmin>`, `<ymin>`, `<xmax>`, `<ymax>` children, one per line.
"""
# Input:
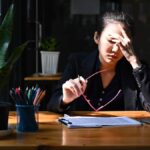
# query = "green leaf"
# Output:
<box><xmin>0</xmin><ymin>4</ymin><xmax>14</xmax><ymax>69</ymax></box>
<box><xmin>0</xmin><ymin>3</ymin><xmax>28</xmax><ymax>89</ymax></box>
<box><xmin>40</xmin><ymin>37</ymin><xmax>58</xmax><ymax>51</ymax></box>
<box><xmin>0</xmin><ymin>41</ymin><xmax>29</xmax><ymax>89</ymax></box>
<box><xmin>6</xmin><ymin>41</ymin><xmax>29</xmax><ymax>69</ymax></box>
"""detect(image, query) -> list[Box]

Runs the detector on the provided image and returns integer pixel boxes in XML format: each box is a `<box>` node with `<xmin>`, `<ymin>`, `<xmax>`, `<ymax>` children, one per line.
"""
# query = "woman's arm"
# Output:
<box><xmin>133</xmin><ymin>64</ymin><xmax>150</xmax><ymax>111</ymax></box>
<box><xmin>47</xmin><ymin>53</ymin><xmax>87</xmax><ymax>113</ymax></box>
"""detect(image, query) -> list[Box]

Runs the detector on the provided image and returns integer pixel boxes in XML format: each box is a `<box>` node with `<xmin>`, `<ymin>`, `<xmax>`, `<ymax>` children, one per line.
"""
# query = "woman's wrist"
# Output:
<box><xmin>62</xmin><ymin>97</ymin><xmax>71</xmax><ymax>105</ymax></box>
<box><xmin>60</xmin><ymin>98</ymin><xmax>69</xmax><ymax>108</ymax></box>
<box><xmin>129</xmin><ymin>56</ymin><xmax>142</xmax><ymax>69</ymax></box>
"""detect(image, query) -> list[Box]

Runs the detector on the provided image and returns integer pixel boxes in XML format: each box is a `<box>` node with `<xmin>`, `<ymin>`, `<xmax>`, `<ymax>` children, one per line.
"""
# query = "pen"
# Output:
<box><xmin>12</xmin><ymin>88</ymin><xmax>22</xmax><ymax>104</ymax></box>
<box><xmin>35</xmin><ymin>90</ymin><xmax>46</xmax><ymax>105</ymax></box>
<box><xmin>33</xmin><ymin>88</ymin><xmax>41</xmax><ymax>105</ymax></box>
<box><xmin>24</xmin><ymin>86</ymin><xmax>29</xmax><ymax>104</ymax></box>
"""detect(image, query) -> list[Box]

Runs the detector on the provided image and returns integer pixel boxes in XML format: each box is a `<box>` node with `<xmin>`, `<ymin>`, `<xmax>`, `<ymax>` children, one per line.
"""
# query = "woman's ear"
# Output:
<box><xmin>94</xmin><ymin>32</ymin><xmax>100</xmax><ymax>44</ymax></box>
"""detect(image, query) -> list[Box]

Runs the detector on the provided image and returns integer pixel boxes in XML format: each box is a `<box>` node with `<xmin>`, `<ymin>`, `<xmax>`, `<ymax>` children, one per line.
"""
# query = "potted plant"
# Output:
<box><xmin>0</xmin><ymin>3</ymin><xmax>28</xmax><ymax>130</ymax></box>
<box><xmin>40</xmin><ymin>37</ymin><xmax>60</xmax><ymax>75</ymax></box>
<box><xmin>0</xmin><ymin>4</ymin><xmax>28</xmax><ymax>101</ymax></box>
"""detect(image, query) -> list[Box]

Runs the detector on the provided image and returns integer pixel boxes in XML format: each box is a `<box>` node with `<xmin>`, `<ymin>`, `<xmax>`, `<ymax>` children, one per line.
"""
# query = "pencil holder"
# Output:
<box><xmin>16</xmin><ymin>105</ymin><xmax>39</xmax><ymax>132</ymax></box>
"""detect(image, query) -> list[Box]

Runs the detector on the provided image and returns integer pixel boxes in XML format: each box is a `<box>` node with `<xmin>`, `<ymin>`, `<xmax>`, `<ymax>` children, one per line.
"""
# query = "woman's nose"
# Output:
<box><xmin>112</xmin><ymin>44</ymin><xmax>118</xmax><ymax>52</ymax></box>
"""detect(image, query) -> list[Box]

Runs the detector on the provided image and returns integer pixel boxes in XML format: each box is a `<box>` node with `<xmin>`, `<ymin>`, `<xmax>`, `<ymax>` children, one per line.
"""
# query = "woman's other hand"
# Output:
<box><xmin>62</xmin><ymin>76</ymin><xmax>87</xmax><ymax>105</ymax></box>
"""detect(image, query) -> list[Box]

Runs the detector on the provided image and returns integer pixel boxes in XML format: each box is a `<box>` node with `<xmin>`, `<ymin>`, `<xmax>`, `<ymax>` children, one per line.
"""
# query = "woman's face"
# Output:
<box><xmin>95</xmin><ymin>23</ymin><xmax>124</xmax><ymax>66</ymax></box>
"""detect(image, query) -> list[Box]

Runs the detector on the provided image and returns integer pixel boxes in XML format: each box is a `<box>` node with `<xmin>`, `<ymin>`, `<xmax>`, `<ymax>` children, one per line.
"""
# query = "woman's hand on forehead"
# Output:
<box><xmin>108</xmin><ymin>33</ymin><xmax>122</xmax><ymax>43</ymax></box>
<box><xmin>108</xmin><ymin>31</ymin><xmax>131</xmax><ymax>48</ymax></box>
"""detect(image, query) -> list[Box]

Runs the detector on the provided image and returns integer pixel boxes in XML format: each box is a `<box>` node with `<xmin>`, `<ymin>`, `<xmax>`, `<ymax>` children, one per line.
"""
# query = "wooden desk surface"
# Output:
<box><xmin>1</xmin><ymin>111</ymin><xmax>150</xmax><ymax>150</ymax></box>
<box><xmin>24</xmin><ymin>73</ymin><xmax>61</xmax><ymax>81</ymax></box>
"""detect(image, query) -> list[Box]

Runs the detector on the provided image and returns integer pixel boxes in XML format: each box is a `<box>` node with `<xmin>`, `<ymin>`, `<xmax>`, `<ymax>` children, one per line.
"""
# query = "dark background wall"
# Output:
<box><xmin>12</xmin><ymin>0</ymin><xmax>150</xmax><ymax>74</ymax></box>
<box><xmin>1</xmin><ymin>0</ymin><xmax>150</xmax><ymax>109</ymax></box>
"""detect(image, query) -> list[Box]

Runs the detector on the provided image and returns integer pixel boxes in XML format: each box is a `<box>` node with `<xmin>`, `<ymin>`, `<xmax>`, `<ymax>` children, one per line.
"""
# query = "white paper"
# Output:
<box><xmin>58</xmin><ymin>114</ymin><xmax>142</xmax><ymax>128</ymax></box>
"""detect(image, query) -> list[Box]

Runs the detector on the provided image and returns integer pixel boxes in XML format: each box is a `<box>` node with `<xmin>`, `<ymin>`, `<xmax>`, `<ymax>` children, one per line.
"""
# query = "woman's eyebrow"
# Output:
<box><xmin>107</xmin><ymin>34</ymin><xmax>115</xmax><ymax>41</ymax></box>
<box><xmin>107</xmin><ymin>34</ymin><xmax>112</xmax><ymax>40</ymax></box>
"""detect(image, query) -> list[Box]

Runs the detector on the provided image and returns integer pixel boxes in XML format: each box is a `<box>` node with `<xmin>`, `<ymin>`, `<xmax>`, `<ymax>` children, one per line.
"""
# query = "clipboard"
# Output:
<box><xmin>58</xmin><ymin>114</ymin><xmax>142</xmax><ymax>128</ymax></box>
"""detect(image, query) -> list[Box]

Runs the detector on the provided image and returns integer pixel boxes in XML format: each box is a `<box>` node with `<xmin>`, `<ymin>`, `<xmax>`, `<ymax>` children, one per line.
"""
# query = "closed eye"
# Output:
<box><xmin>108</xmin><ymin>39</ymin><xmax>115</xmax><ymax>44</ymax></box>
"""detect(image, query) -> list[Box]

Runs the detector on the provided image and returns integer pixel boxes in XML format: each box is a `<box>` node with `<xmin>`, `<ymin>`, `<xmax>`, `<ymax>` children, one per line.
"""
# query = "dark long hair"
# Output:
<box><xmin>97</xmin><ymin>11</ymin><xmax>135</xmax><ymax>38</ymax></box>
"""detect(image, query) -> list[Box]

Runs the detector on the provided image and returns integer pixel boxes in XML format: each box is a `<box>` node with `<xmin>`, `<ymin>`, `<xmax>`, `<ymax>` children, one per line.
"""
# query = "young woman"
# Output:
<box><xmin>47</xmin><ymin>11</ymin><xmax>150</xmax><ymax>113</ymax></box>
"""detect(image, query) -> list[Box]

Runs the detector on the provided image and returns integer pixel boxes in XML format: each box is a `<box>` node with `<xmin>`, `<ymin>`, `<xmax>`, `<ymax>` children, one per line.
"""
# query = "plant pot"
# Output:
<box><xmin>40</xmin><ymin>51</ymin><xmax>60</xmax><ymax>75</ymax></box>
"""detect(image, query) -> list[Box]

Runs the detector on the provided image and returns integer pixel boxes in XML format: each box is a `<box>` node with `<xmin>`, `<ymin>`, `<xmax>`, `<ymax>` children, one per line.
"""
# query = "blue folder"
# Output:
<box><xmin>58</xmin><ymin>114</ymin><xmax>142</xmax><ymax>128</ymax></box>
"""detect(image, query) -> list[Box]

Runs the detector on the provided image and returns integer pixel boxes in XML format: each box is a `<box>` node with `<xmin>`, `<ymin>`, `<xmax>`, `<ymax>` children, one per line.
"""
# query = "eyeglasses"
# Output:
<box><xmin>81</xmin><ymin>69</ymin><xmax>122</xmax><ymax>111</ymax></box>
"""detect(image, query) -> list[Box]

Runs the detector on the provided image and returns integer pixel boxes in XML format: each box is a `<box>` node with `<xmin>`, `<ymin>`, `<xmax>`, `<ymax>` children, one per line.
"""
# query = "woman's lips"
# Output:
<box><xmin>108</xmin><ymin>54</ymin><xmax>118</xmax><ymax>59</ymax></box>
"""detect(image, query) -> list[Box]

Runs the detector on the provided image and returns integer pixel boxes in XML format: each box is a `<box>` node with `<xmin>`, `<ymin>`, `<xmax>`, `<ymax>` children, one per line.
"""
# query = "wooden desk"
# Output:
<box><xmin>1</xmin><ymin>111</ymin><xmax>150</xmax><ymax>150</ymax></box>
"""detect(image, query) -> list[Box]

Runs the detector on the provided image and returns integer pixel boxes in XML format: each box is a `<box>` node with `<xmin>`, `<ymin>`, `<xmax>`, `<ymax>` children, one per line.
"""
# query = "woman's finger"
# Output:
<box><xmin>63</xmin><ymin>80</ymin><xmax>78</xmax><ymax>96</ymax></box>
<box><xmin>78</xmin><ymin>76</ymin><xmax>87</xmax><ymax>93</ymax></box>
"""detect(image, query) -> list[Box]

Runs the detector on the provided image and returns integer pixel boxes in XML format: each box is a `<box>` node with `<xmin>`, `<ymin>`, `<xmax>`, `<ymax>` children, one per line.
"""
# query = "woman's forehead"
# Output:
<box><xmin>102</xmin><ymin>23</ymin><xmax>124</xmax><ymax>35</ymax></box>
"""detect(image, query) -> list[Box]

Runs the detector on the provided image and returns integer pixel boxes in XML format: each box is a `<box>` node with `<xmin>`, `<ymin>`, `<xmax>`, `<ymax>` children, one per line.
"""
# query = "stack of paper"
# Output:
<box><xmin>58</xmin><ymin>114</ymin><xmax>142</xmax><ymax>128</ymax></box>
